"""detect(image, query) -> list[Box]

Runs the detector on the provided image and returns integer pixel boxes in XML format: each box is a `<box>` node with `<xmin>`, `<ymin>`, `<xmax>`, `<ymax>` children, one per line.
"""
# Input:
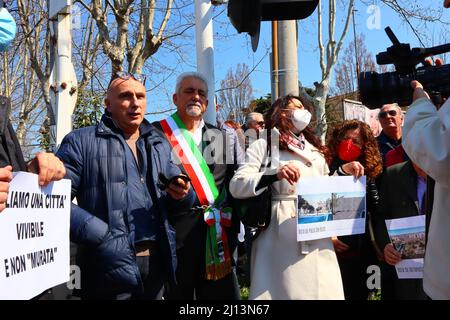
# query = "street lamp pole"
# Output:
<box><xmin>352</xmin><ymin>7</ymin><xmax>360</xmax><ymax>95</ymax></box>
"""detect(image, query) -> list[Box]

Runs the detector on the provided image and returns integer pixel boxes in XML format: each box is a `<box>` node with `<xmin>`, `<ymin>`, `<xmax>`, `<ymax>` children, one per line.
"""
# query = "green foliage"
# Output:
<box><xmin>39</xmin><ymin>89</ymin><xmax>104</xmax><ymax>150</ymax></box>
<box><xmin>251</xmin><ymin>93</ymin><xmax>272</xmax><ymax>115</ymax></box>
<box><xmin>73</xmin><ymin>89</ymin><xmax>104</xmax><ymax>129</ymax></box>
<box><xmin>240</xmin><ymin>284</ymin><xmax>250</xmax><ymax>300</ymax></box>
<box><xmin>368</xmin><ymin>289</ymin><xmax>381</xmax><ymax>300</ymax></box>
<box><xmin>38</xmin><ymin>116</ymin><xmax>51</xmax><ymax>152</ymax></box>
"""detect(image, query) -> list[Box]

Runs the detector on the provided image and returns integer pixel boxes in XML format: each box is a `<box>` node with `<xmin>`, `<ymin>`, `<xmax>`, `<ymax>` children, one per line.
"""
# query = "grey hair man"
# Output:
<box><xmin>376</xmin><ymin>103</ymin><xmax>404</xmax><ymax>164</ymax></box>
<box><xmin>243</xmin><ymin>112</ymin><xmax>265</xmax><ymax>150</ymax></box>
<box><xmin>153</xmin><ymin>71</ymin><xmax>240</xmax><ymax>300</ymax></box>
<box><xmin>245</xmin><ymin>112</ymin><xmax>265</xmax><ymax>132</ymax></box>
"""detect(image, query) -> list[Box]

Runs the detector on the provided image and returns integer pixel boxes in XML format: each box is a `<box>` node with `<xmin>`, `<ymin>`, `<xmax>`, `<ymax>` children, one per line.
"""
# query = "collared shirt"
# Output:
<box><xmin>191</xmin><ymin>119</ymin><xmax>205</xmax><ymax>146</ymax></box>
<box><xmin>124</xmin><ymin>138</ymin><xmax>161</xmax><ymax>243</ymax></box>
<box><xmin>417</xmin><ymin>175</ymin><xmax>427</xmax><ymax>215</ymax></box>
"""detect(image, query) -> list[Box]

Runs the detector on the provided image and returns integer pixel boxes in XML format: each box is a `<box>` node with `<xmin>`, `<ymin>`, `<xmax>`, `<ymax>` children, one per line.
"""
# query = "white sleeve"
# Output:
<box><xmin>403</xmin><ymin>97</ymin><xmax>450</xmax><ymax>188</ymax></box>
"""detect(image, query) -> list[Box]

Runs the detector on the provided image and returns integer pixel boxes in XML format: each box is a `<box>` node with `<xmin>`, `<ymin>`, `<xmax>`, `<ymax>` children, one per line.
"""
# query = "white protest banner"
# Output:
<box><xmin>296</xmin><ymin>176</ymin><xmax>366</xmax><ymax>241</ymax></box>
<box><xmin>385</xmin><ymin>215</ymin><xmax>425</xmax><ymax>279</ymax></box>
<box><xmin>0</xmin><ymin>172</ymin><xmax>71</xmax><ymax>300</ymax></box>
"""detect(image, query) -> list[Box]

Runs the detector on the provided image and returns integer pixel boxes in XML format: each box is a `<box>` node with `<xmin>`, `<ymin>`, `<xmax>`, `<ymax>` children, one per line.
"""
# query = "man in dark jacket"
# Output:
<box><xmin>374</xmin><ymin>159</ymin><xmax>428</xmax><ymax>300</ymax></box>
<box><xmin>0</xmin><ymin>96</ymin><xmax>66</xmax><ymax>209</ymax></box>
<box><xmin>376</xmin><ymin>103</ymin><xmax>403</xmax><ymax>165</ymax></box>
<box><xmin>154</xmin><ymin>72</ymin><xmax>240</xmax><ymax>300</ymax></box>
<box><xmin>56</xmin><ymin>72</ymin><xmax>194</xmax><ymax>300</ymax></box>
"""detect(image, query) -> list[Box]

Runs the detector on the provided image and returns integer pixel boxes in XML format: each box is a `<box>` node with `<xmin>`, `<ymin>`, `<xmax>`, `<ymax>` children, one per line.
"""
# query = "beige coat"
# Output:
<box><xmin>230</xmin><ymin>132</ymin><xmax>344</xmax><ymax>300</ymax></box>
<box><xmin>403</xmin><ymin>97</ymin><xmax>450</xmax><ymax>299</ymax></box>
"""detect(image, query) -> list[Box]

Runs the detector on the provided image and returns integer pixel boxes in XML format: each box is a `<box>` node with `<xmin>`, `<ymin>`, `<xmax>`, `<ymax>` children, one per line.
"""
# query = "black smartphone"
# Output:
<box><xmin>158</xmin><ymin>173</ymin><xmax>190</xmax><ymax>190</ymax></box>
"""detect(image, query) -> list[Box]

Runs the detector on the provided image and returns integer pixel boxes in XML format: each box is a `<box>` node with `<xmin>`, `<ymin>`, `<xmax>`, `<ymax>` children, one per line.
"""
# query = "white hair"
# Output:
<box><xmin>380</xmin><ymin>103</ymin><xmax>402</xmax><ymax>114</ymax></box>
<box><xmin>245</xmin><ymin>112</ymin><xmax>264</xmax><ymax>125</ymax></box>
<box><xmin>175</xmin><ymin>72</ymin><xmax>208</xmax><ymax>95</ymax></box>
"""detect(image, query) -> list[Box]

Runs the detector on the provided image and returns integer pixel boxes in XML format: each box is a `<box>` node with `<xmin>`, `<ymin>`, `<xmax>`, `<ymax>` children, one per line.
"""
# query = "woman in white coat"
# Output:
<box><xmin>230</xmin><ymin>95</ymin><xmax>344</xmax><ymax>300</ymax></box>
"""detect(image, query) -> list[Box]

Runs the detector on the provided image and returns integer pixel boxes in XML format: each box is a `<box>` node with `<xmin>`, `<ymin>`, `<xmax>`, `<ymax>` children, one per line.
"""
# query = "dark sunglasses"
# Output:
<box><xmin>108</xmin><ymin>71</ymin><xmax>146</xmax><ymax>87</ymax></box>
<box><xmin>256</xmin><ymin>121</ymin><xmax>265</xmax><ymax>127</ymax></box>
<box><xmin>379</xmin><ymin>110</ymin><xmax>398</xmax><ymax>118</ymax></box>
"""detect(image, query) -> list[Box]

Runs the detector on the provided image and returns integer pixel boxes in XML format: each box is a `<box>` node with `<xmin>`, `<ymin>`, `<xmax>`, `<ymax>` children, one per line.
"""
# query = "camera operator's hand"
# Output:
<box><xmin>411</xmin><ymin>58</ymin><xmax>445</xmax><ymax>103</ymax></box>
<box><xmin>424</xmin><ymin>57</ymin><xmax>443</xmax><ymax>67</ymax></box>
<box><xmin>411</xmin><ymin>80</ymin><xmax>430</xmax><ymax>102</ymax></box>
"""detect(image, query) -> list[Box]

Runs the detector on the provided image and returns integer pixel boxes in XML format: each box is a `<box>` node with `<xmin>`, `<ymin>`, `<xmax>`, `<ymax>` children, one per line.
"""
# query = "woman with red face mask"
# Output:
<box><xmin>326</xmin><ymin>119</ymin><xmax>383</xmax><ymax>300</ymax></box>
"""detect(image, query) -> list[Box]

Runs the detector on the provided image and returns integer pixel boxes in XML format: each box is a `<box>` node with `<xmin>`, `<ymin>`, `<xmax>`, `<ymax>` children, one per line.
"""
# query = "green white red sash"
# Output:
<box><xmin>160</xmin><ymin>113</ymin><xmax>232</xmax><ymax>280</ymax></box>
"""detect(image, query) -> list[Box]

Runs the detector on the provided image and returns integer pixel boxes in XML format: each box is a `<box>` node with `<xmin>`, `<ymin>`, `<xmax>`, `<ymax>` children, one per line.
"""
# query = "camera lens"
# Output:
<box><xmin>359</xmin><ymin>71</ymin><xmax>413</xmax><ymax>109</ymax></box>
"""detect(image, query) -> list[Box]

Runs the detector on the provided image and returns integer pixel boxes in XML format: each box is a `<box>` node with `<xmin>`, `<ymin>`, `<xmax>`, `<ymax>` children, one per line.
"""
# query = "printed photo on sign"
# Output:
<box><xmin>298</xmin><ymin>191</ymin><xmax>365</xmax><ymax>224</ymax></box>
<box><xmin>296</xmin><ymin>176</ymin><xmax>366</xmax><ymax>241</ymax></box>
<box><xmin>385</xmin><ymin>215</ymin><xmax>425</xmax><ymax>279</ymax></box>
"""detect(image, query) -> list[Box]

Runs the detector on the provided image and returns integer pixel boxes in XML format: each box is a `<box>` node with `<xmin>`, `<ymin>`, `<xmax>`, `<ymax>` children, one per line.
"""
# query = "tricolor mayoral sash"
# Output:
<box><xmin>160</xmin><ymin>113</ymin><xmax>232</xmax><ymax>280</ymax></box>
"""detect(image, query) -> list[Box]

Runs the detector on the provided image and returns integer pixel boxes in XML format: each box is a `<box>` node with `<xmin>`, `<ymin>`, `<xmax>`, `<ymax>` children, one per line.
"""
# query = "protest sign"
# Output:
<box><xmin>385</xmin><ymin>215</ymin><xmax>425</xmax><ymax>279</ymax></box>
<box><xmin>0</xmin><ymin>172</ymin><xmax>71</xmax><ymax>299</ymax></box>
<box><xmin>296</xmin><ymin>176</ymin><xmax>366</xmax><ymax>241</ymax></box>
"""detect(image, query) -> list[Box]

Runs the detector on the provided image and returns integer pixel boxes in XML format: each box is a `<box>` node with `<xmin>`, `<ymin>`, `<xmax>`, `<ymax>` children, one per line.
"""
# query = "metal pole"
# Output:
<box><xmin>352</xmin><ymin>8</ymin><xmax>360</xmax><ymax>94</ymax></box>
<box><xmin>277</xmin><ymin>20</ymin><xmax>299</xmax><ymax>97</ymax></box>
<box><xmin>48</xmin><ymin>0</ymin><xmax>78</xmax><ymax>151</ymax></box>
<box><xmin>195</xmin><ymin>0</ymin><xmax>216</xmax><ymax>125</ymax></box>
<box><xmin>271</xmin><ymin>20</ymin><xmax>279</xmax><ymax>102</ymax></box>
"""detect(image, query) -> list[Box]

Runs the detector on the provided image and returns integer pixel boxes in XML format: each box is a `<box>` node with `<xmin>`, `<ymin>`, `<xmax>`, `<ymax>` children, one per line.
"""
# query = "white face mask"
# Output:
<box><xmin>291</xmin><ymin>109</ymin><xmax>311</xmax><ymax>132</ymax></box>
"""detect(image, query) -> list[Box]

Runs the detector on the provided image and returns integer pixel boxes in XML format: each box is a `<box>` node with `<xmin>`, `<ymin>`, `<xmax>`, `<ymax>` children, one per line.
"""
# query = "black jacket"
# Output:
<box><xmin>0</xmin><ymin>96</ymin><xmax>26</xmax><ymax>170</ymax></box>
<box><xmin>152</xmin><ymin>120</ymin><xmax>239</xmax><ymax>250</ymax></box>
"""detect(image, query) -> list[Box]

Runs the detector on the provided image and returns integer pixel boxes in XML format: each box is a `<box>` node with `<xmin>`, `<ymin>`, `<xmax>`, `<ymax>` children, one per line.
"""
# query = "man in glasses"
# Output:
<box><xmin>243</xmin><ymin>112</ymin><xmax>265</xmax><ymax>149</ymax></box>
<box><xmin>56</xmin><ymin>71</ymin><xmax>194</xmax><ymax>300</ymax></box>
<box><xmin>154</xmin><ymin>72</ymin><xmax>240</xmax><ymax>300</ymax></box>
<box><xmin>376</xmin><ymin>103</ymin><xmax>404</xmax><ymax>164</ymax></box>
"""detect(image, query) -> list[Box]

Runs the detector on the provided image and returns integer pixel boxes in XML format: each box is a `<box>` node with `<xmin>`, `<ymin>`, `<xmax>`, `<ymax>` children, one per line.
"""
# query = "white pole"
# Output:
<box><xmin>277</xmin><ymin>20</ymin><xmax>299</xmax><ymax>97</ymax></box>
<box><xmin>195</xmin><ymin>0</ymin><xmax>216</xmax><ymax>125</ymax></box>
<box><xmin>48</xmin><ymin>1</ymin><xmax>78</xmax><ymax>151</ymax></box>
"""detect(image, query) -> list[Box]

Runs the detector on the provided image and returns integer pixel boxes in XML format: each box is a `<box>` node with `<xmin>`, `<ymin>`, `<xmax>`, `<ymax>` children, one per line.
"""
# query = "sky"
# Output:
<box><xmin>138</xmin><ymin>1</ymin><xmax>450</xmax><ymax>122</ymax></box>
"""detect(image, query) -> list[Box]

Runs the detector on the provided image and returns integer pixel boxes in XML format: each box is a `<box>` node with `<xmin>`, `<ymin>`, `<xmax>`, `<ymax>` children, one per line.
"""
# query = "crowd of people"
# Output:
<box><xmin>1</xmin><ymin>1</ymin><xmax>450</xmax><ymax>301</ymax></box>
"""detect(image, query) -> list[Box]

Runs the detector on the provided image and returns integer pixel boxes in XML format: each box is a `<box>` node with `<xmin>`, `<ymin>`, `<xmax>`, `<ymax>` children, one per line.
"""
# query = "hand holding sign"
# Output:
<box><xmin>27</xmin><ymin>152</ymin><xmax>66</xmax><ymax>187</ymax></box>
<box><xmin>0</xmin><ymin>165</ymin><xmax>12</xmax><ymax>213</ymax></box>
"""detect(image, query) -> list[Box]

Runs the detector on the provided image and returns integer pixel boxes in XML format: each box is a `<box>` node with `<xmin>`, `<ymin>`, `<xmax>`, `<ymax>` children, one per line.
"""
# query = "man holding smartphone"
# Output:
<box><xmin>57</xmin><ymin>72</ymin><xmax>194</xmax><ymax>299</ymax></box>
<box><xmin>154</xmin><ymin>72</ymin><xmax>240</xmax><ymax>300</ymax></box>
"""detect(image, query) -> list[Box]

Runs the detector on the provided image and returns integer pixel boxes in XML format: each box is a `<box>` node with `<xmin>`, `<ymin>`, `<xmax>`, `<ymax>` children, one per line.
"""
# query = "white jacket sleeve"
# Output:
<box><xmin>229</xmin><ymin>138</ymin><xmax>277</xmax><ymax>199</ymax></box>
<box><xmin>403</xmin><ymin>97</ymin><xmax>450</xmax><ymax>188</ymax></box>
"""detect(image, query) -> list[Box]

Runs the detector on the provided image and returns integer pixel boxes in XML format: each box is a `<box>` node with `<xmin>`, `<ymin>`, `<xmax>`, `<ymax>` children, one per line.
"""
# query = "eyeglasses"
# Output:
<box><xmin>255</xmin><ymin>121</ymin><xmax>265</xmax><ymax>127</ymax></box>
<box><xmin>108</xmin><ymin>71</ymin><xmax>147</xmax><ymax>87</ymax></box>
<box><xmin>379</xmin><ymin>110</ymin><xmax>398</xmax><ymax>118</ymax></box>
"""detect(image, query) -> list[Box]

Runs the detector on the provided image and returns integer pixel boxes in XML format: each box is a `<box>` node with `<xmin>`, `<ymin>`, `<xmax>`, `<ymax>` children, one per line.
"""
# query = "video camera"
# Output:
<box><xmin>359</xmin><ymin>27</ymin><xmax>450</xmax><ymax>109</ymax></box>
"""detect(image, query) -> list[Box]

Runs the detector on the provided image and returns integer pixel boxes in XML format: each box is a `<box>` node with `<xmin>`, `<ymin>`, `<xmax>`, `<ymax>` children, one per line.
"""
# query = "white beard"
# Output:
<box><xmin>186</xmin><ymin>105</ymin><xmax>202</xmax><ymax>117</ymax></box>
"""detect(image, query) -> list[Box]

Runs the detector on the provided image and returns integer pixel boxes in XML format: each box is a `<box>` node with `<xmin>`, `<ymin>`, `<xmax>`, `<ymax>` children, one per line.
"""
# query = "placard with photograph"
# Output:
<box><xmin>296</xmin><ymin>176</ymin><xmax>366</xmax><ymax>241</ymax></box>
<box><xmin>385</xmin><ymin>215</ymin><xmax>425</xmax><ymax>279</ymax></box>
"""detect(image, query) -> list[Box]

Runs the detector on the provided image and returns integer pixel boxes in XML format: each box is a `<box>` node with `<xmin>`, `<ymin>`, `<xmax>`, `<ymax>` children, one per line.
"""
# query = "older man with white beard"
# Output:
<box><xmin>153</xmin><ymin>72</ymin><xmax>240</xmax><ymax>300</ymax></box>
